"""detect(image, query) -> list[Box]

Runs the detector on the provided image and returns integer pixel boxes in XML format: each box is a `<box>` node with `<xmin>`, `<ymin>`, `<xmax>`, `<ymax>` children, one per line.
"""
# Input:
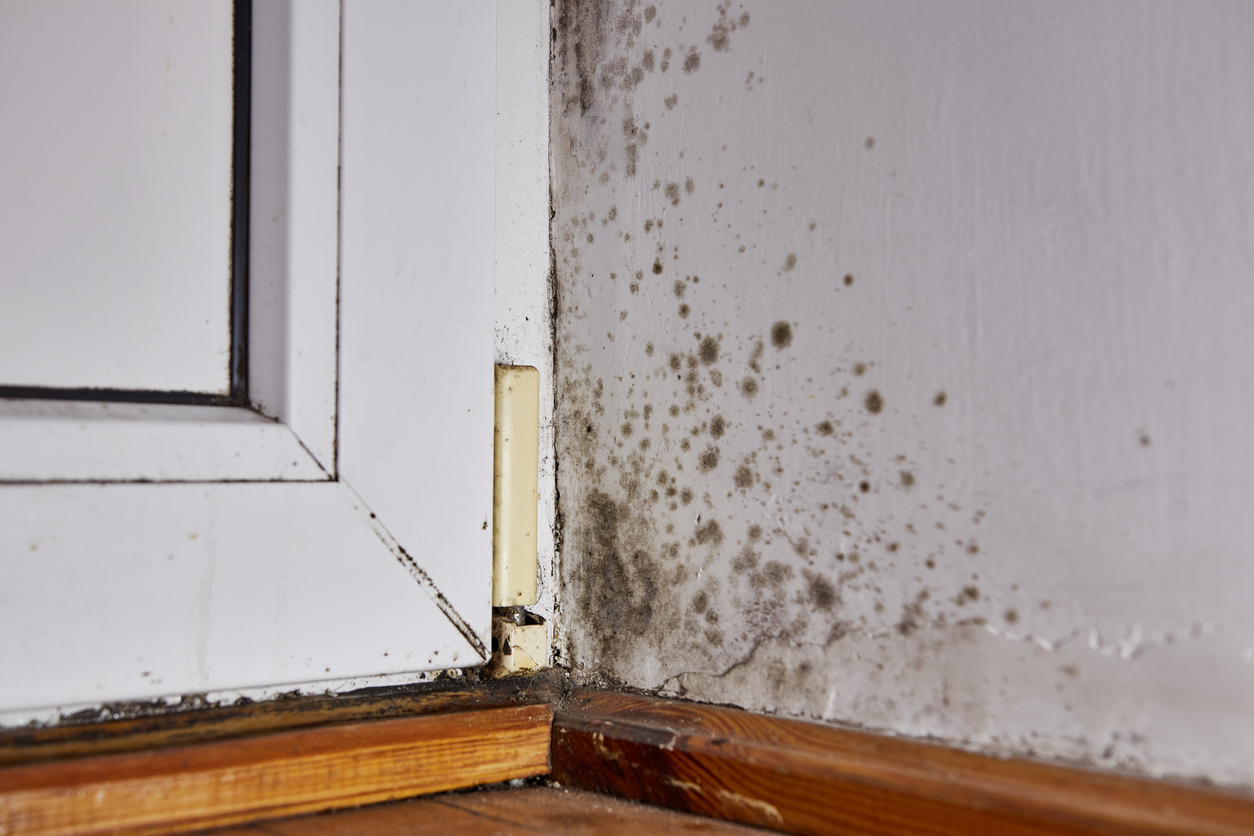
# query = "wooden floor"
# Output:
<box><xmin>207</xmin><ymin>786</ymin><xmax>771</xmax><ymax>835</ymax></box>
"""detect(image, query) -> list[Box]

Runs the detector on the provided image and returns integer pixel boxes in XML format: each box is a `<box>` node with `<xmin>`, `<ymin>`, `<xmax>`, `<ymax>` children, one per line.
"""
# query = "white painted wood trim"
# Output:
<box><xmin>248</xmin><ymin>0</ymin><xmax>341</xmax><ymax>473</ymax></box>
<box><xmin>0</xmin><ymin>401</ymin><xmax>326</xmax><ymax>483</ymax></box>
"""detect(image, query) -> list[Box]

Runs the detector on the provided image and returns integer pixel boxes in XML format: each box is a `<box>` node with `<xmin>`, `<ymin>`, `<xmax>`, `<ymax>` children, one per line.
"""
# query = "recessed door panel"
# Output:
<box><xmin>0</xmin><ymin>1</ymin><xmax>234</xmax><ymax>394</ymax></box>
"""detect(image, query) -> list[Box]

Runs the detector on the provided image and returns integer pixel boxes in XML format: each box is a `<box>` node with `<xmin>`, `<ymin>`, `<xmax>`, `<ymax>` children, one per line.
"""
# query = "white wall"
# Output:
<box><xmin>552</xmin><ymin>0</ymin><xmax>1254</xmax><ymax>786</ymax></box>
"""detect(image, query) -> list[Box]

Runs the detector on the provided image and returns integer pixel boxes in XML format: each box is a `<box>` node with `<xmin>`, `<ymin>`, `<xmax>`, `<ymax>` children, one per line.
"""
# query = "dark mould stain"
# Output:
<box><xmin>698</xmin><ymin>336</ymin><xmax>720</xmax><ymax>365</ymax></box>
<box><xmin>680</xmin><ymin>487</ymin><xmax>694</xmax><ymax>505</ymax></box>
<box><xmin>783</xmin><ymin>253</ymin><xmax>797</xmax><ymax>272</ymax></box>
<box><xmin>731</xmin><ymin>546</ymin><xmax>759</xmax><ymax>573</ymax></box>
<box><xmin>665</xmin><ymin>182</ymin><xmax>681</xmax><ymax>205</ymax></box>
<box><xmin>865</xmin><ymin>137</ymin><xmax>875</xmax><ymax>149</ymax></box>
<box><xmin>844</xmin><ymin>274</ymin><xmax>854</xmax><ymax>286</ymax></box>
<box><xmin>803</xmin><ymin>571</ymin><xmax>837</xmax><ymax>611</ymax></box>
<box><xmin>1004</xmin><ymin>608</ymin><xmax>1019</xmax><ymax>624</ymax></box>
<box><xmin>692</xmin><ymin>590</ymin><xmax>709</xmax><ymax>613</ymax></box>
<box><xmin>770</xmin><ymin>321</ymin><xmax>793</xmax><ymax>349</ymax></box>
<box><xmin>748</xmin><ymin>525</ymin><xmax>762</xmax><ymax>541</ymax></box>
<box><xmin>816</xmin><ymin>420</ymin><xmax>834</xmax><ymax>436</ymax></box>
<box><xmin>580</xmin><ymin>490</ymin><xmax>661</xmax><ymax>655</ymax></box>
<box><xmin>664</xmin><ymin>94</ymin><xmax>678</xmax><ymax>109</ymax></box>
<box><xmin>679</xmin><ymin>304</ymin><xmax>691</xmax><ymax>318</ymax></box>
<box><xmin>685</xmin><ymin>177</ymin><xmax>695</xmax><ymax>194</ymax></box>
<box><xmin>669</xmin><ymin>353</ymin><xmax>683</xmax><ymax>371</ymax></box>
<box><xmin>733</xmin><ymin>465</ymin><xmax>752</xmax><ymax>488</ymax></box>
<box><xmin>954</xmin><ymin>585</ymin><xmax>979</xmax><ymax>606</ymax></box>
<box><xmin>683</xmin><ymin>48</ymin><xmax>701</xmax><ymax>73</ymax></box>
<box><xmin>673</xmin><ymin>280</ymin><xmax>686</xmax><ymax>298</ymax></box>
<box><xmin>900</xmin><ymin>471</ymin><xmax>915</xmax><ymax>488</ymax></box>
<box><xmin>1139</xmin><ymin>432</ymin><xmax>1152</xmax><ymax>447</ymax></box>
<box><xmin>698</xmin><ymin>446</ymin><xmax>721</xmax><ymax>472</ymax></box>
<box><xmin>864</xmin><ymin>390</ymin><xmax>884</xmax><ymax>414</ymax></box>
<box><xmin>653</xmin><ymin>259</ymin><xmax>663</xmax><ymax>274</ymax></box>
<box><xmin>853</xmin><ymin>362</ymin><xmax>866</xmax><ymax>376</ymax></box>
<box><xmin>740</xmin><ymin>377</ymin><xmax>760</xmax><ymax>398</ymax></box>
<box><xmin>858</xmin><ymin>480</ymin><xmax>871</xmax><ymax>493</ymax></box>
<box><xmin>644</xmin><ymin>5</ymin><xmax>656</xmax><ymax>23</ymax></box>
<box><xmin>934</xmin><ymin>391</ymin><xmax>947</xmax><ymax>407</ymax></box>
<box><xmin>695</xmin><ymin>519</ymin><xmax>723</xmax><ymax>545</ymax></box>
<box><xmin>710</xmin><ymin>414</ymin><xmax>726</xmax><ymax>439</ymax></box>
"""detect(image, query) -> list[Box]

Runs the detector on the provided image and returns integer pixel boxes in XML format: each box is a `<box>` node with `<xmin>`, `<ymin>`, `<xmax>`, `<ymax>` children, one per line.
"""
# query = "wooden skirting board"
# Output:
<box><xmin>2</xmin><ymin>679</ymin><xmax>1254</xmax><ymax>835</ymax></box>
<box><xmin>551</xmin><ymin>690</ymin><xmax>1254</xmax><ymax>836</ymax></box>
<box><xmin>0</xmin><ymin>704</ymin><xmax>552</xmax><ymax>836</ymax></box>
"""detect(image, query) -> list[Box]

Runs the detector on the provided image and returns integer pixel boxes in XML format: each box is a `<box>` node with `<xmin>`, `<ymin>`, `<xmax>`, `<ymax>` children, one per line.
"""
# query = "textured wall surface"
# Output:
<box><xmin>552</xmin><ymin>0</ymin><xmax>1254</xmax><ymax>786</ymax></box>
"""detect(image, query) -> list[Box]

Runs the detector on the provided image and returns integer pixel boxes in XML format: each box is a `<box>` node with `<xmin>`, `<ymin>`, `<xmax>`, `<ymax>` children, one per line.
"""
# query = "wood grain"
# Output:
<box><xmin>205</xmin><ymin>786</ymin><xmax>770</xmax><ymax>835</ymax></box>
<box><xmin>551</xmin><ymin>690</ymin><xmax>1254</xmax><ymax>836</ymax></box>
<box><xmin>0</xmin><ymin>672</ymin><xmax>564</xmax><ymax>769</ymax></box>
<box><xmin>0</xmin><ymin>704</ymin><xmax>553</xmax><ymax>836</ymax></box>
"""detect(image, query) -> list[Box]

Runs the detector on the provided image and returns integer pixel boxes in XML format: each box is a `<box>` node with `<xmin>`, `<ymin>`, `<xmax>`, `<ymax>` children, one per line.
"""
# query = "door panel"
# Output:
<box><xmin>0</xmin><ymin>1</ymin><xmax>234</xmax><ymax>394</ymax></box>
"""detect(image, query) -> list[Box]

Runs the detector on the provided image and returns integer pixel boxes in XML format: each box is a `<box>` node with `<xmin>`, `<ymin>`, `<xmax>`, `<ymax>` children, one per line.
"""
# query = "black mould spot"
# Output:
<box><xmin>644</xmin><ymin>5</ymin><xmax>656</xmax><ymax>23</ymax></box>
<box><xmin>934</xmin><ymin>391</ymin><xmax>947</xmax><ymax>407</ymax></box>
<box><xmin>679</xmin><ymin>304</ymin><xmax>691</xmax><ymax>319</ymax></box>
<box><xmin>955</xmin><ymin>585</ymin><xmax>979</xmax><ymax>606</ymax></box>
<box><xmin>1005</xmin><ymin>608</ymin><xmax>1019</xmax><ymax>624</ymax></box>
<box><xmin>853</xmin><ymin>362</ymin><xmax>866</xmax><ymax>376</ymax></box>
<box><xmin>816</xmin><ymin>420</ymin><xmax>834</xmax><ymax>436</ymax></box>
<box><xmin>1139</xmin><ymin>432</ymin><xmax>1152</xmax><ymax>447</ymax></box>
<box><xmin>733</xmin><ymin>465</ymin><xmax>752</xmax><ymax>488</ymax></box>
<box><xmin>747</xmin><ymin>525</ymin><xmax>762</xmax><ymax>541</ymax></box>
<box><xmin>669</xmin><ymin>353</ymin><xmax>682</xmax><ymax>371</ymax></box>
<box><xmin>642</xmin><ymin>50</ymin><xmax>655</xmax><ymax>71</ymax></box>
<box><xmin>698</xmin><ymin>446</ymin><xmax>720</xmax><ymax>472</ymax></box>
<box><xmin>580</xmin><ymin>491</ymin><xmax>660</xmax><ymax>653</ymax></box>
<box><xmin>645</xmin><ymin>342</ymin><xmax>655</xmax><ymax>356</ymax></box>
<box><xmin>664</xmin><ymin>94</ymin><xmax>678</xmax><ymax>109</ymax></box>
<box><xmin>967</xmin><ymin>542</ymin><xmax>980</xmax><ymax>555</ymax></box>
<box><xmin>803</xmin><ymin>571</ymin><xmax>837</xmax><ymax>611</ymax></box>
<box><xmin>673</xmin><ymin>280</ymin><xmax>686</xmax><ymax>298</ymax></box>
<box><xmin>683</xmin><ymin>49</ymin><xmax>701</xmax><ymax>73</ymax></box>
<box><xmin>731</xmin><ymin>546</ymin><xmax>759</xmax><ymax>573</ymax></box>
<box><xmin>900</xmin><ymin>471</ymin><xmax>915</xmax><ymax>488</ymax></box>
<box><xmin>692</xmin><ymin>590</ymin><xmax>708</xmax><ymax>613</ymax></box>
<box><xmin>858</xmin><ymin>481</ymin><xmax>871</xmax><ymax>493</ymax></box>
<box><xmin>844</xmin><ymin>274</ymin><xmax>854</xmax><ymax>286</ymax></box>
<box><xmin>695</xmin><ymin>519</ymin><xmax>723</xmax><ymax>545</ymax></box>
<box><xmin>621</xmin><ymin>422</ymin><xmax>633</xmax><ymax>436</ymax></box>
<box><xmin>685</xmin><ymin>178</ymin><xmax>695</xmax><ymax>194</ymax></box>
<box><xmin>864</xmin><ymin>390</ymin><xmax>884</xmax><ymax>414</ymax></box>
<box><xmin>680</xmin><ymin>487</ymin><xmax>694</xmax><ymax>505</ymax></box>
<box><xmin>865</xmin><ymin>137</ymin><xmax>875</xmax><ymax>149</ymax></box>
<box><xmin>665</xmin><ymin>182</ymin><xmax>681</xmax><ymax>205</ymax></box>
<box><xmin>669</xmin><ymin>404</ymin><xmax>680</xmax><ymax>417</ymax></box>
<box><xmin>771</xmin><ymin>321</ymin><xmax>793</xmax><ymax>349</ymax></box>
<box><xmin>699</xmin><ymin>336</ymin><xmax>720</xmax><ymax>365</ymax></box>
<box><xmin>653</xmin><ymin>259</ymin><xmax>663</xmax><ymax>274</ymax></box>
<box><xmin>710</xmin><ymin>414</ymin><xmax>726</xmax><ymax>439</ymax></box>
<box><xmin>740</xmin><ymin>378</ymin><xmax>760</xmax><ymax>398</ymax></box>
<box><xmin>784</xmin><ymin>254</ymin><xmax>797</xmax><ymax>272</ymax></box>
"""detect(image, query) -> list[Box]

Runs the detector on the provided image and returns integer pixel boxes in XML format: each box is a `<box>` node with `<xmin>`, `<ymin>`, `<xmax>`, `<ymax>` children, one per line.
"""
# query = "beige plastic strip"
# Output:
<box><xmin>492</xmin><ymin>366</ymin><xmax>540</xmax><ymax>606</ymax></box>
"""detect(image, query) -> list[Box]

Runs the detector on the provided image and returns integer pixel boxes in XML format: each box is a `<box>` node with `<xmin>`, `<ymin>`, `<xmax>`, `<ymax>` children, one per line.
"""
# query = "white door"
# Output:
<box><xmin>0</xmin><ymin>0</ymin><xmax>512</xmax><ymax>714</ymax></box>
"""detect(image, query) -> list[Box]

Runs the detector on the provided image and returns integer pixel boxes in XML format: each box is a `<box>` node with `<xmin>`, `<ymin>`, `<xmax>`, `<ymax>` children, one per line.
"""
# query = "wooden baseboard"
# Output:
<box><xmin>0</xmin><ymin>672</ymin><xmax>564</xmax><ymax>769</ymax></box>
<box><xmin>0</xmin><ymin>704</ymin><xmax>552</xmax><ymax>836</ymax></box>
<box><xmin>550</xmin><ymin>690</ymin><xmax>1254</xmax><ymax>836</ymax></box>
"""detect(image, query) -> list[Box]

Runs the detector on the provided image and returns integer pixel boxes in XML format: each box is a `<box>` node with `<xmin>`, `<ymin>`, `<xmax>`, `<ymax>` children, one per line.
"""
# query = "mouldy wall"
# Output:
<box><xmin>551</xmin><ymin>0</ymin><xmax>1254</xmax><ymax>787</ymax></box>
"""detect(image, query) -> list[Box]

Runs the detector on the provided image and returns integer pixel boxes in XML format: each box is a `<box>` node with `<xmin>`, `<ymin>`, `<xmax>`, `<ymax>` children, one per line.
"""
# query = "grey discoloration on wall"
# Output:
<box><xmin>552</xmin><ymin>0</ymin><xmax>1254</xmax><ymax>787</ymax></box>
